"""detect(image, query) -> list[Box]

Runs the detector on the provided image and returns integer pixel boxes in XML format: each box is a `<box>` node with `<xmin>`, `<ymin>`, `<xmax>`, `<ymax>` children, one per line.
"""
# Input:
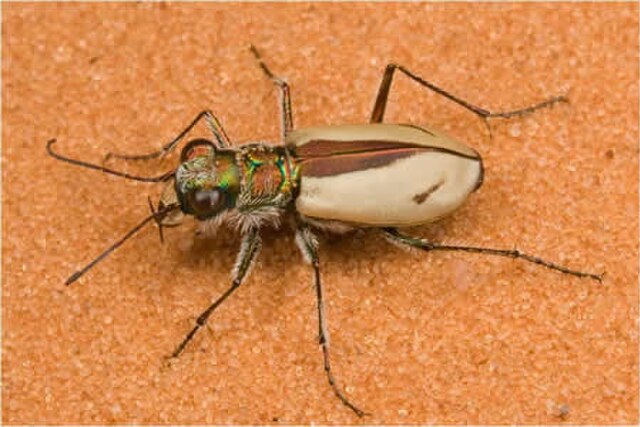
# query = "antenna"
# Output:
<box><xmin>47</xmin><ymin>139</ymin><xmax>174</xmax><ymax>183</ymax></box>
<box><xmin>65</xmin><ymin>203</ymin><xmax>180</xmax><ymax>285</ymax></box>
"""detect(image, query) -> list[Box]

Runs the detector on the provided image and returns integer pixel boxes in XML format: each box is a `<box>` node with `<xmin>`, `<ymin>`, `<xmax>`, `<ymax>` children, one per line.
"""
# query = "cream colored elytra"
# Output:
<box><xmin>288</xmin><ymin>124</ymin><xmax>483</xmax><ymax>227</ymax></box>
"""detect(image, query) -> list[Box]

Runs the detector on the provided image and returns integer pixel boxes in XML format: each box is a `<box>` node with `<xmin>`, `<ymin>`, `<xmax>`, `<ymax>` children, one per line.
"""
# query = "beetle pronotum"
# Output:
<box><xmin>48</xmin><ymin>46</ymin><xmax>602</xmax><ymax>417</ymax></box>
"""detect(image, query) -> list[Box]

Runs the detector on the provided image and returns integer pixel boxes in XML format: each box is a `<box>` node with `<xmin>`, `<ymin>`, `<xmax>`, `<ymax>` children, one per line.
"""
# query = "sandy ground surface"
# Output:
<box><xmin>3</xmin><ymin>2</ymin><xmax>638</xmax><ymax>425</ymax></box>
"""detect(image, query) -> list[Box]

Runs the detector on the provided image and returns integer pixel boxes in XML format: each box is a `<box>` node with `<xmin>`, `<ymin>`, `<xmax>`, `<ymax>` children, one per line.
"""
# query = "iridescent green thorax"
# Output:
<box><xmin>239</xmin><ymin>144</ymin><xmax>298</xmax><ymax>202</ymax></box>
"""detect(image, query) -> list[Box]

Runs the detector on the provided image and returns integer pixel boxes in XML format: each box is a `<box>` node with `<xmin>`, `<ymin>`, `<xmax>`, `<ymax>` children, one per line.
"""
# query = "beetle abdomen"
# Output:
<box><xmin>288</xmin><ymin>124</ymin><xmax>483</xmax><ymax>227</ymax></box>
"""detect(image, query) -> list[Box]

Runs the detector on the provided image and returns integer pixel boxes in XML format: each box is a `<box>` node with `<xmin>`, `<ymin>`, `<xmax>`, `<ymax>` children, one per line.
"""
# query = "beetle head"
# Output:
<box><xmin>175</xmin><ymin>139</ymin><xmax>241</xmax><ymax>220</ymax></box>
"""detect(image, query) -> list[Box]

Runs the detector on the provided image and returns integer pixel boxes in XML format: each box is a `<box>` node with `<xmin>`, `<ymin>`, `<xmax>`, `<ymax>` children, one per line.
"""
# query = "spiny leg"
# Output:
<box><xmin>249</xmin><ymin>45</ymin><xmax>294</xmax><ymax>140</ymax></box>
<box><xmin>296</xmin><ymin>226</ymin><xmax>368</xmax><ymax>417</ymax></box>
<box><xmin>105</xmin><ymin>109</ymin><xmax>231</xmax><ymax>162</ymax></box>
<box><xmin>168</xmin><ymin>229</ymin><xmax>262</xmax><ymax>359</ymax></box>
<box><xmin>382</xmin><ymin>228</ymin><xmax>602</xmax><ymax>282</ymax></box>
<box><xmin>369</xmin><ymin>63</ymin><xmax>568</xmax><ymax>127</ymax></box>
<box><xmin>203</xmin><ymin>111</ymin><xmax>232</xmax><ymax>148</ymax></box>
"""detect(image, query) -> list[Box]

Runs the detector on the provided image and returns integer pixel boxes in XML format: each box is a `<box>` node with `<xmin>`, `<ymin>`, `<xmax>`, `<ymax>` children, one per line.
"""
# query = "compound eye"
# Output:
<box><xmin>180</xmin><ymin>138</ymin><xmax>216</xmax><ymax>162</ymax></box>
<box><xmin>188</xmin><ymin>188</ymin><xmax>224</xmax><ymax>216</ymax></box>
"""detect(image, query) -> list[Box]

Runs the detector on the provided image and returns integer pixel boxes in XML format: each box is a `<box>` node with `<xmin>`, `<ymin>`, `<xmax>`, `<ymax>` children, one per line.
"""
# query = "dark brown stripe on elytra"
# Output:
<box><xmin>295</xmin><ymin>139</ymin><xmax>416</xmax><ymax>157</ymax></box>
<box><xmin>300</xmin><ymin>148</ymin><xmax>419</xmax><ymax>177</ymax></box>
<box><xmin>412</xmin><ymin>180</ymin><xmax>445</xmax><ymax>204</ymax></box>
<box><xmin>295</xmin><ymin>139</ymin><xmax>480</xmax><ymax>161</ymax></box>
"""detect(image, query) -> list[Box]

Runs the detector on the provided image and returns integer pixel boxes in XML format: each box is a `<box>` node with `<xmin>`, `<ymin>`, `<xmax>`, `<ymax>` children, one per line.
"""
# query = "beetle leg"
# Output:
<box><xmin>168</xmin><ymin>229</ymin><xmax>261</xmax><ymax>359</ymax></box>
<box><xmin>295</xmin><ymin>226</ymin><xmax>368</xmax><ymax>417</ymax></box>
<box><xmin>104</xmin><ymin>109</ymin><xmax>231</xmax><ymax>162</ymax></box>
<box><xmin>382</xmin><ymin>228</ymin><xmax>603</xmax><ymax>282</ymax></box>
<box><xmin>369</xmin><ymin>63</ymin><xmax>567</xmax><ymax>125</ymax></box>
<box><xmin>249</xmin><ymin>45</ymin><xmax>294</xmax><ymax>140</ymax></box>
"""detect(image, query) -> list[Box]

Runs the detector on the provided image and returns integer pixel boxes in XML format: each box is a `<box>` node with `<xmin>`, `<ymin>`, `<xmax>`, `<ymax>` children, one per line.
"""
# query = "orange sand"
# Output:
<box><xmin>2</xmin><ymin>2</ymin><xmax>638</xmax><ymax>424</ymax></box>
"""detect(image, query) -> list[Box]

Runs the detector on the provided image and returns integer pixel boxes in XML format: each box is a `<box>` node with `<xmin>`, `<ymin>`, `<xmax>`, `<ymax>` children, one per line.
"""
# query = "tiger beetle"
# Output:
<box><xmin>47</xmin><ymin>45</ymin><xmax>602</xmax><ymax>417</ymax></box>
